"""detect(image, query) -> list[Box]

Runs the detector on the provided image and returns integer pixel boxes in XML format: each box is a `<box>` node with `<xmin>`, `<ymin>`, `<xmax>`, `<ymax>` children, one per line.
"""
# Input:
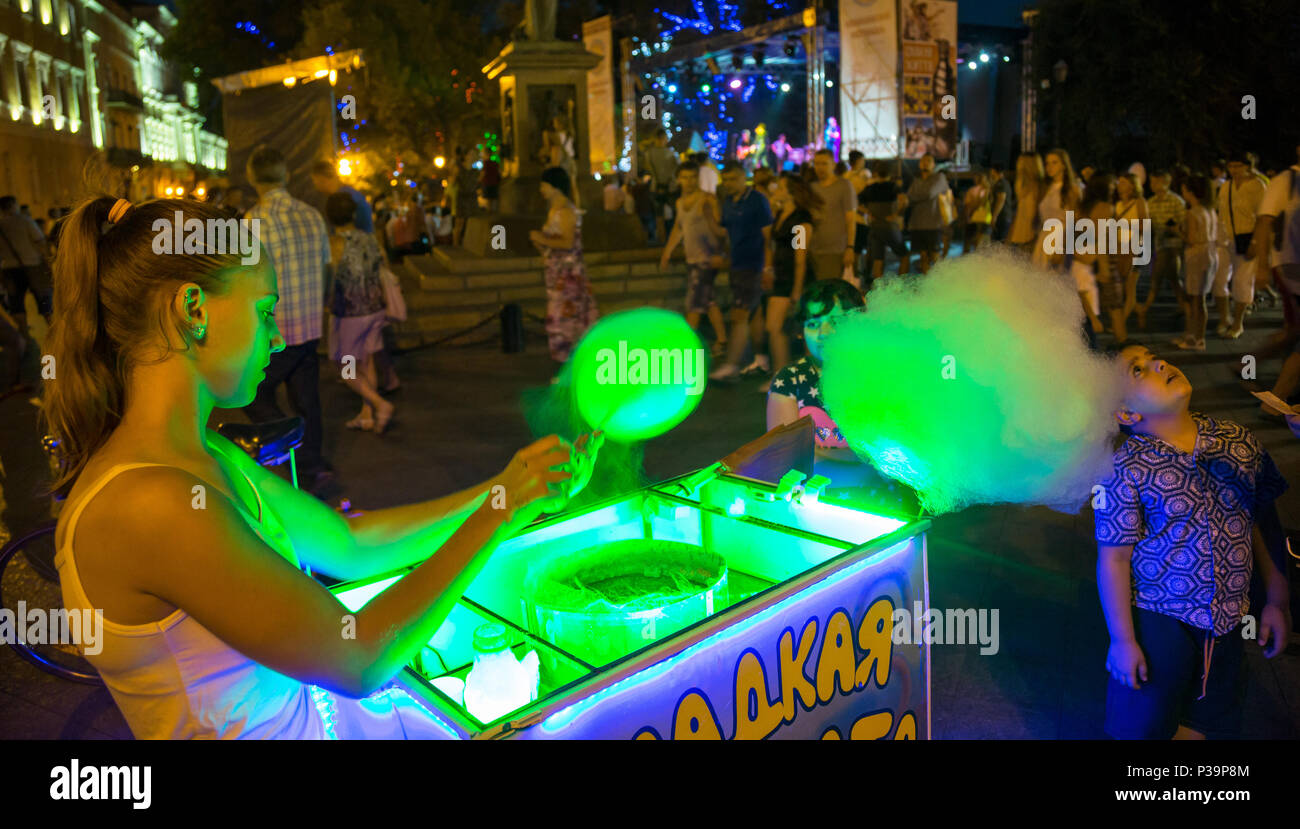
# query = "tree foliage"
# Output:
<box><xmin>296</xmin><ymin>0</ymin><xmax>504</xmax><ymax>172</ymax></box>
<box><xmin>162</xmin><ymin>0</ymin><xmax>304</xmax><ymax>131</ymax></box>
<box><xmin>1031</xmin><ymin>0</ymin><xmax>1300</xmax><ymax>171</ymax></box>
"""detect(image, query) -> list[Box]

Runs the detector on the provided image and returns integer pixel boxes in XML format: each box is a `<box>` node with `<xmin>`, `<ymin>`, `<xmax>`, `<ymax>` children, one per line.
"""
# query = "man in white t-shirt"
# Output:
<box><xmin>1255</xmin><ymin>143</ymin><xmax>1300</xmax><ymax>418</ymax></box>
<box><xmin>1255</xmin><ymin>143</ymin><xmax>1300</xmax><ymax>293</ymax></box>
<box><xmin>1214</xmin><ymin>151</ymin><xmax>1268</xmax><ymax>338</ymax></box>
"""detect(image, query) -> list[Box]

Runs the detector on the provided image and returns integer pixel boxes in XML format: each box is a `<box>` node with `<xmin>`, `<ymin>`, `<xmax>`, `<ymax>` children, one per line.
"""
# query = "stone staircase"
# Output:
<box><xmin>390</xmin><ymin>245</ymin><xmax>734</xmax><ymax>349</ymax></box>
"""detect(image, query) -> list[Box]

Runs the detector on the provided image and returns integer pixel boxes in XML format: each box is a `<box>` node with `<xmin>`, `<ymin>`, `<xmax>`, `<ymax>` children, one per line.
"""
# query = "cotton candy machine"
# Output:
<box><xmin>522</xmin><ymin>540</ymin><xmax>728</xmax><ymax>668</ymax></box>
<box><xmin>329</xmin><ymin>416</ymin><xmax>932</xmax><ymax>739</ymax></box>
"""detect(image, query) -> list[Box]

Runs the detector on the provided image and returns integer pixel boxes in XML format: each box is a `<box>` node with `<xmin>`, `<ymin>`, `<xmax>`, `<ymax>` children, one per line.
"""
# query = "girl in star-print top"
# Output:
<box><xmin>766</xmin><ymin>279</ymin><xmax>869</xmax><ymax>467</ymax></box>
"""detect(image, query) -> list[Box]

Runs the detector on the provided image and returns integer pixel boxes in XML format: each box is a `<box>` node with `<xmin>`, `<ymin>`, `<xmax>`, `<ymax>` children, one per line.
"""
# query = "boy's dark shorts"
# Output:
<box><xmin>1105</xmin><ymin>607</ymin><xmax>1245</xmax><ymax>740</ymax></box>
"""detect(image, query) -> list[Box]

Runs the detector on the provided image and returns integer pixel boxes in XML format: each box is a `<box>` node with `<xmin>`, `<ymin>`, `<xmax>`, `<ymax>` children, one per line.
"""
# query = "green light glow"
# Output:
<box><xmin>570</xmin><ymin>308</ymin><xmax>706</xmax><ymax>443</ymax></box>
<box><xmin>819</xmin><ymin>249</ymin><xmax>1122</xmax><ymax>514</ymax></box>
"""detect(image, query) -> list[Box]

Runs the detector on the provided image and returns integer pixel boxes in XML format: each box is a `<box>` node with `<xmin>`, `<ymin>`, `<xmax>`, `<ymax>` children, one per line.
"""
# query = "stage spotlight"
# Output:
<box><xmin>979</xmin><ymin>52</ymin><xmax>989</xmax><ymax>63</ymax></box>
<box><xmin>729</xmin><ymin>78</ymin><xmax>742</xmax><ymax>89</ymax></box>
<box><xmin>780</xmin><ymin>82</ymin><xmax>790</xmax><ymax>92</ymax></box>
<box><xmin>731</xmin><ymin>49</ymin><xmax>746</xmax><ymax>70</ymax></box>
<box><xmin>752</xmin><ymin>48</ymin><xmax>765</xmax><ymax>68</ymax></box>
<box><xmin>784</xmin><ymin>37</ymin><xmax>798</xmax><ymax>58</ymax></box>
<box><xmin>1002</xmin><ymin>55</ymin><xmax>1011</xmax><ymax>62</ymax></box>
<box><xmin>968</xmin><ymin>61</ymin><xmax>977</xmax><ymax>70</ymax></box>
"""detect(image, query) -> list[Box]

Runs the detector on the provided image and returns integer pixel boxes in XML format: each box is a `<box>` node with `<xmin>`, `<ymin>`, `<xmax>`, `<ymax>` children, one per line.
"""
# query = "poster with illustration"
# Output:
<box><xmin>900</xmin><ymin>0</ymin><xmax>957</xmax><ymax>159</ymax></box>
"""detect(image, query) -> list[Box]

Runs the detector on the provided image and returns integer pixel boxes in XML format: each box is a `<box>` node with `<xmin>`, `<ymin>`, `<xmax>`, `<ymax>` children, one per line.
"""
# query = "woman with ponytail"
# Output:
<box><xmin>43</xmin><ymin>195</ymin><xmax>601</xmax><ymax>738</ymax></box>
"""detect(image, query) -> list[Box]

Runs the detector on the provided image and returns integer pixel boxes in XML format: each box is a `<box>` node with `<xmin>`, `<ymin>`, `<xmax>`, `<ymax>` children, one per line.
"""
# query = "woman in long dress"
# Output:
<box><xmin>529</xmin><ymin>167</ymin><xmax>599</xmax><ymax>362</ymax></box>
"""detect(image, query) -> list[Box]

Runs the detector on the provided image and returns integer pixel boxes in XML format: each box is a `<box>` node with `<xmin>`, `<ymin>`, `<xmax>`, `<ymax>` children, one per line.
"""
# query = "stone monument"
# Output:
<box><xmin>469</xmin><ymin>4</ymin><xmax>643</xmax><ymax>254</ymax></box>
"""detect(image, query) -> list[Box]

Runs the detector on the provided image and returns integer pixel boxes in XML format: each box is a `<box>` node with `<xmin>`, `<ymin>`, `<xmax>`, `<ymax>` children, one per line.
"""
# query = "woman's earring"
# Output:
<box><xmin>192</xmin><ymin>324</ymin><xmax>206</xmax><ymax>340</ymax></box>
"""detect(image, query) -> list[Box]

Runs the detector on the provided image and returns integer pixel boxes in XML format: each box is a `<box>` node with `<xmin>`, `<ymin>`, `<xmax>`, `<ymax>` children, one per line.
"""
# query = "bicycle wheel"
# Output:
<box><xmin>0</xmin><ymin>524</ymin><xmax>104</xmax><ymax>685</ymax></box>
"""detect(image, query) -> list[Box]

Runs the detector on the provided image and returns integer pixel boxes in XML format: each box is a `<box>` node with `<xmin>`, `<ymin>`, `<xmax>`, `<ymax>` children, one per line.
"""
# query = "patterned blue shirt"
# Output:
<box><xmin>1093</xmin><ymin>413</ymin><xmax>1288</xmax><ymax>635</ymax></box>
<box><xmin>246</xmin><ymin>188</ymin><xmax>330</xmax><ymax>346</ymax></box>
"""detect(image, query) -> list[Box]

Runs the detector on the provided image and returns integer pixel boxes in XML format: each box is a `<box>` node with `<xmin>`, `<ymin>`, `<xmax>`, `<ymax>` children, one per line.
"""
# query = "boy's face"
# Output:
<box><xmin>1150</xmin><ymin>175</ymin><xmax>1169</xmax><ymax>195</ymax></box>
<box><xmin>1115</xmin><ymin>345</ymin><xmax>1191</xmax><ymax>429</ymax></box>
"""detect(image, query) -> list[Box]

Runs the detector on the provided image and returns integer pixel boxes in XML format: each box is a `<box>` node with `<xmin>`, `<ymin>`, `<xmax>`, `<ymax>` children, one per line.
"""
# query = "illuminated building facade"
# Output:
<box><xmin>0</xmin><ymin>0</ymin><xmax>226</xmax><ymax>217</ymax></box>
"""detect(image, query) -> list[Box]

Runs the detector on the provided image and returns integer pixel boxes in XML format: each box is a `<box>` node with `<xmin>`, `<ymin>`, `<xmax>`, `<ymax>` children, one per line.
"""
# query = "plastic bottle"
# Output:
<box><xmin>462</xmin><ymin>623</ymin><xmax>540</xmax><ymax>724</ymax></box>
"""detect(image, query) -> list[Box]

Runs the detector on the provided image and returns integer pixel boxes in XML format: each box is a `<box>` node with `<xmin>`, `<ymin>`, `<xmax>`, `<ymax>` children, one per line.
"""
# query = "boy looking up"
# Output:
<box><xmin>1094</xmin><ymin>343</ymin><xmax>1290</xmax><ymax>739</ymax></box>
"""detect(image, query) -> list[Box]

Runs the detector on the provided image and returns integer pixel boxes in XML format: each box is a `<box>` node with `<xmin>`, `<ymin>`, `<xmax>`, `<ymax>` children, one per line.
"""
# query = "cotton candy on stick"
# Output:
<box><xmin>570</xmin><ymin>308</ymin><xmax>706</xmax><ymax>443</ymax></box>
<box><xmin>819</xmin><ymin>248</ymin><xmax>1125</xmax><ymax>515</ymax></box>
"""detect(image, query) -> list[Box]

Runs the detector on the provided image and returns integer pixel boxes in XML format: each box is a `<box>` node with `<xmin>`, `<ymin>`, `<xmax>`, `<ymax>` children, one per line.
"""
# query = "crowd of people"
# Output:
<box><xmin>614</xmin><ymin>134</ymin><xmax>1300</xmax><ymax>405</ymax></box>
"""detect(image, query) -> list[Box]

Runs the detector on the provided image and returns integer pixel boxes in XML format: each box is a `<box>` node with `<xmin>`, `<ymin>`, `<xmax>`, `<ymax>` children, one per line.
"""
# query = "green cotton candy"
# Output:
<box><xmin>819</xmin><ymin>247</ymin><xmax>1125</xmax><ymax>515</ymax></box>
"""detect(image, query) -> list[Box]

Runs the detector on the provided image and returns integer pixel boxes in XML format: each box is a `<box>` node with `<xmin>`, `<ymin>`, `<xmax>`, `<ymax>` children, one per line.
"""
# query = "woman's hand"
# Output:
<box><xmin>565</xmin><ymin>431</ymin><xmax>605</xmax><ymax>501</ymax></box>
<box><xmin>761</xmin><ymin>266</ymin><xmax>774</xmax><ymax>292</ymax></box>
<box><xmin>493</xmin><ymin>435</ymin><xmax>573</xmax><ymax>527</ymax></box>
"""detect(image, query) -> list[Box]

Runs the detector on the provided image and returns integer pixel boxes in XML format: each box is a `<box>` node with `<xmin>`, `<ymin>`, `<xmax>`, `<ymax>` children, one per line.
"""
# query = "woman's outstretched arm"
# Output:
<box><xmin>102</xmin><ymin>438</ymin><xmax>571</xmax><ymax>698</ymax></box>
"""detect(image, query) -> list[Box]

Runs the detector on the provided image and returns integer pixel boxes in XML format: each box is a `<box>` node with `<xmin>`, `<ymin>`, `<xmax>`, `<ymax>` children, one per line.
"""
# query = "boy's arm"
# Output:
<box><xmin>1097</xmin><ymin>543</ymin><xmax>1148</xmax><ymax>688</ymax></box>
<box><xmin>1252</xmin><ymin>523</ymin><xmax>1291</xmax><ymax>658</ymax></box>
<box><xmin>1097</xmin><ymin>544</ymin><xmax>1138</xmax><ymax>642</ymax></box>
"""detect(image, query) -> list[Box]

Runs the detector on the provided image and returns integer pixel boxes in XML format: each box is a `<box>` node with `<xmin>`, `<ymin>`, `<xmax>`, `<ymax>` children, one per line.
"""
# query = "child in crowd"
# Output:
<box><xmin>766</xmin><ymin>279</ymin><xmax>865</xmax><ymax>448</ymax></box>
<box><xmin>1174</xmin><ymin>175</ymin><xmax>1218</xmax><ymax>351</ymax></box>
<box><xmin>1094</xmin><ymin>342</ymin><xmax>1290</xmax><ymax>739</ymax></box>
<box><xmin>767</xmin><ymin>278</ymin><xmax>866</xmax><ymax>498</ymax></box>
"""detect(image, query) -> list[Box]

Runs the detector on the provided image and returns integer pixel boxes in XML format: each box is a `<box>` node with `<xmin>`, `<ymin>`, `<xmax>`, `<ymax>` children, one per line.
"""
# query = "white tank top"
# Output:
<box><xmin>54</xmin><ymin>458</ymin><xmax>327</xmax><ymax>740</ymax></box>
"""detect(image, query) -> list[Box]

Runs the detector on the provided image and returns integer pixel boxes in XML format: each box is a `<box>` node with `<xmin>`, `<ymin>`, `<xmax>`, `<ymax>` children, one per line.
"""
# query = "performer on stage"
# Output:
<box><xmin>771</xmin><ymin>133</ymin><xmax>791</xmax><ymax>171</ymax></box>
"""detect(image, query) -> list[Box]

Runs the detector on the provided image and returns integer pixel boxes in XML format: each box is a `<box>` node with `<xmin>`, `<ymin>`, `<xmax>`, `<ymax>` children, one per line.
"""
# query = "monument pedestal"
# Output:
<box><xmin>484</xmin><ymin>40</ymin><xmax>603</xmax><ymax>181</ymax></box>
<box><xmin>473</xmin><ymin>39</ymin><xmax>642</xmax><ymax>255</ymax></box>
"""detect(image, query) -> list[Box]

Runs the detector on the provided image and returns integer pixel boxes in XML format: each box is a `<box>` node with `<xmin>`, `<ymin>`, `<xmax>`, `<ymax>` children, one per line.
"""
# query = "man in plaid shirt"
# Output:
<box><xmin>1138</xmin><ymin>170</ymin><xmax>1187</xmax><ymax>327</ymax></box>
<box><xmin>243</xmin><ymin>145</ymin><xmax>336</xmax><ymax>495</ymax></box>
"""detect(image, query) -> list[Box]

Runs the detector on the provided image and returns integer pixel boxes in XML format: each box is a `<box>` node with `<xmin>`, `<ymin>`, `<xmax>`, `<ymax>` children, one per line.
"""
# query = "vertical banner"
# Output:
<box><xmin>900</xmin><ymin>0</ymin><xmax>958</xmax><ymax>159</ymax></box>
<box><xmin>582</xmin><ymin>15</ymin><xmax>616</xmax><ymax>174</ymax></box>
<box><xmin>838</xmin><ymin>0</ymin><xmax>900</xmax><ymax>160</ymax></box>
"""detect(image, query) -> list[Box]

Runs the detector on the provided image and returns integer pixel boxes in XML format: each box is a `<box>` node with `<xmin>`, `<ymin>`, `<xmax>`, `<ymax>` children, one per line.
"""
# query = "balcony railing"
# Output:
<box><xmin>104</xmin><ymin>88</ymin><xmax>144</xmax><ymax>110</ymax></box>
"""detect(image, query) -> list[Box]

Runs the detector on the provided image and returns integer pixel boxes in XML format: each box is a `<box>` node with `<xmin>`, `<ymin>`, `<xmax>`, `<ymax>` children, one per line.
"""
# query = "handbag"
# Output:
<box><xmin>380</xmin><ymin>264</ymin><xmax>407</xmax><ymax>322</ymax></box>
<box><xmin>938</xmin><ymin>189</ymin><xmax>956</xmax><ymax>225</ymax></box>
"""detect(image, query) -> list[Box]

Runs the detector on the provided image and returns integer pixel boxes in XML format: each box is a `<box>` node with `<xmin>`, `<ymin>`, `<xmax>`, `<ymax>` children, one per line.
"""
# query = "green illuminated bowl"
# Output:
<box><xmin>523</xmin><ymin>540</ymin><xmax>728</xmax><ymax>668</ymax></box>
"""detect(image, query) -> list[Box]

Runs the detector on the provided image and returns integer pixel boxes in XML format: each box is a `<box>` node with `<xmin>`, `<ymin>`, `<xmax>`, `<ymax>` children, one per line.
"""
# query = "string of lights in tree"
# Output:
<box><xmin>636</xmin><ymin>0</ymin><xmax>790</xmax><ymax>57</ymax></box>
<box><xmin>233</xmin><ymin>21</ymin><xmax>277</xmax><ymax>50</ymax></box>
